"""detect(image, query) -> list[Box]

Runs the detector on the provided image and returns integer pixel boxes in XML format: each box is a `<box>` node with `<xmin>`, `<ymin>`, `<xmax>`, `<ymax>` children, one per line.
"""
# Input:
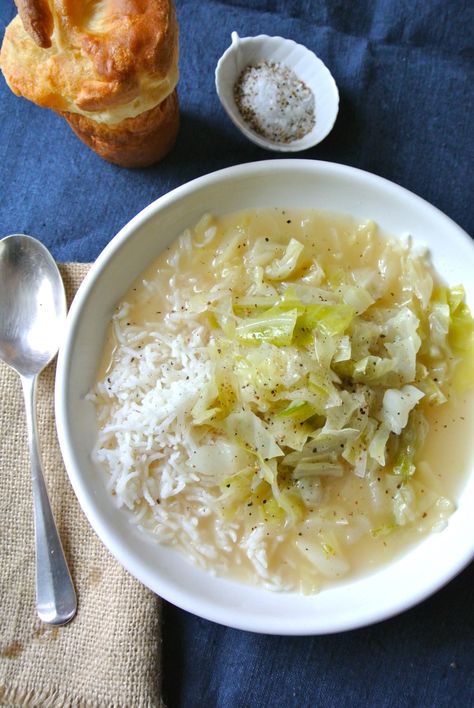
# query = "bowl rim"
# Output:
<box><xmin>55</xmin><ymin>159</ymin><xmax>474</xmax><ymax>635</ymax></box>
<box><xmin>215</xmin><ymin>32</ymin><xmax>340</xmax><ymax>152</ymax></box>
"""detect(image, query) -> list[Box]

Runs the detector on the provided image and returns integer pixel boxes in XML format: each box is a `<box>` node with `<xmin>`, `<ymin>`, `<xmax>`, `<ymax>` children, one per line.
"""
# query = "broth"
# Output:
<box><xmin>93</xmin><ymin>209</ymin><xmax>474</xmax><ymax>592</ymax></box>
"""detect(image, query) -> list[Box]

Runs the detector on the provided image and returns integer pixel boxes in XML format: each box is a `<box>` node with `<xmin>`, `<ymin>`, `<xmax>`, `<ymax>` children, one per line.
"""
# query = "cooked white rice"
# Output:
<box><xmin>89</xmin><ymin>298</ymin><xmax>292</xmax><ymax>590</ymax></box>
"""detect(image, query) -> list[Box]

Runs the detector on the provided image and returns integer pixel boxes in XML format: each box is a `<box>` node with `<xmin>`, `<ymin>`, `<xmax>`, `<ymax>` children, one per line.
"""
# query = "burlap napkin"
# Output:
<box><xmin>0</xmin><ymin>264</ymin><xmax>163</xmax><ymax>708</ymax></box>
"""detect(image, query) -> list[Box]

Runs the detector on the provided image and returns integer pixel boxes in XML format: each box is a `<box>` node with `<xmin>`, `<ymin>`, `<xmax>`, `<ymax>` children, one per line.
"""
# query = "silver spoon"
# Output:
<box><xmin>0</xmin><ymin>234</ymin><xmax>77</xmax><ymax>625</ymax></box>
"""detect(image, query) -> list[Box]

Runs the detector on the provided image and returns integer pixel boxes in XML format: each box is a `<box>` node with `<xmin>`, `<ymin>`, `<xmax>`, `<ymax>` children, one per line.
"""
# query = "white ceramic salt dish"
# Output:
<box><xmin>215</xmin><ymin>32</ymin><xmax>339</xmax><ymax>152</ymax></box>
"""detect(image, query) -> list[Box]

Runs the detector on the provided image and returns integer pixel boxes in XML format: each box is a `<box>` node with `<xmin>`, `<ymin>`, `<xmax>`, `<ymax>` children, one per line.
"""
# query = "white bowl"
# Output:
<box><xmin>215</xmin><ymin>32</ymin><xmax>339</xmax><ymax>152</ymax></box>
<box><xmin>55</xmin><ymin>160</ymin><xmax>474</xmax><ymax>635</ymax></box>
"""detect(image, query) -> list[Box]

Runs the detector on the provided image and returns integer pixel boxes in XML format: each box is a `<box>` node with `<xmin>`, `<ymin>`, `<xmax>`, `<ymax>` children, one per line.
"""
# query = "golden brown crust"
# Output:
<box><xmin>1</xmin><ymin>1</ymin><xmax>178</xmax><ymax>114</ymax></box>
<box><xmin>81</xmin><ymin>0</ymin><xmax>177</xmax><ymax>78</ymax></box>
<box><xmin>61</xmin><ymin>89</ymin><xmax>179</xmax><ymax>168</ymax></box>
<box><xmin>76</xmin><ymin>0</ymin><xmax>177</xmax><ymax>110</ymax></box>
<box><xmin>0</xmin><ymin>1</ymin><xmax>180</xmax><ymax>166</ymax></box>
<box><xmin>14</xmin><ymin>0</ymin><xmax>53</xmax><ymax>49</ymax></box>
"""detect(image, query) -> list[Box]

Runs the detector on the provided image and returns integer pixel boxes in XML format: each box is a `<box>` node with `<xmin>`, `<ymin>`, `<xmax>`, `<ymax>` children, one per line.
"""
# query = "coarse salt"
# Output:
<box><xmin>234</xmin><ymin>61</ymin><xmax>315</xmax><ymax>143</ymax></box>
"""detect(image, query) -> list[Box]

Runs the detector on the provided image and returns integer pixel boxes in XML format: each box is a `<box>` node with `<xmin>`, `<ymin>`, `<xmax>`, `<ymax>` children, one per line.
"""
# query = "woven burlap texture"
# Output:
<box><xmin>0</xmin><ymin>264</ymin><xmax>163</xmax><ymax>708</ymax></box>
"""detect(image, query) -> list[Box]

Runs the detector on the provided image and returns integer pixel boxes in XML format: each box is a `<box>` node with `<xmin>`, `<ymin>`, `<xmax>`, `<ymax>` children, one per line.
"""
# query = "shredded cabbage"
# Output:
<box><xmin>183</xmin><ymin>217</ymin><xmax>473</xmax><ymax>563</ymax></box>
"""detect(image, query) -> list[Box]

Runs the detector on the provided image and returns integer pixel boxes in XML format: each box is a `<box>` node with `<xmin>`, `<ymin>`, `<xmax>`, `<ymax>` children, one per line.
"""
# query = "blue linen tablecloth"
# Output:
<box><xmin>1</xmin><ymin>1</ymin><xmax>473</xmax><ymax>706</ymax></box>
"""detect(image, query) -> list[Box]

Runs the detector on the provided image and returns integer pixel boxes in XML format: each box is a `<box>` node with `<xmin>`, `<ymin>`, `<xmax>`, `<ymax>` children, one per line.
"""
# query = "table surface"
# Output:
<box><xmin>1</xmin><ymin>1</ymin><xmax>473</xmax><ymax>706</ymax></box>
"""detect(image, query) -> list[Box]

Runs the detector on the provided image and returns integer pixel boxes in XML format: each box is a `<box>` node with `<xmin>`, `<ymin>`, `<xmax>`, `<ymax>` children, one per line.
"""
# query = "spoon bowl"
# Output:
<box><xmin>0</xmin><ymin>235</ymin><xmax>66</xmax><ymax>375</ymax></box>
<box><xmin>0</xmin><ymin>234</ymin><xmax>76</xmax><ymax>626</ymax></box>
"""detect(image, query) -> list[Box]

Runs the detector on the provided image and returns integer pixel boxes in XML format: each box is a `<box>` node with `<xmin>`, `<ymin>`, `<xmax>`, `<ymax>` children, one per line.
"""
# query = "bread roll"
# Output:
<box><xmin>0</xmin><ymin>0</ymin><xmax>179</xmax><ymax>167</ymax></box>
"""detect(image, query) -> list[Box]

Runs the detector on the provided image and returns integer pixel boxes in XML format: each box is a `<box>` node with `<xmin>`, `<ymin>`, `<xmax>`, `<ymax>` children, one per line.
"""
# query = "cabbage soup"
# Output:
<box><xmin>90</xmin><ymin>209</ymin><xmax>474</xmax><ymax>593</ymax></box>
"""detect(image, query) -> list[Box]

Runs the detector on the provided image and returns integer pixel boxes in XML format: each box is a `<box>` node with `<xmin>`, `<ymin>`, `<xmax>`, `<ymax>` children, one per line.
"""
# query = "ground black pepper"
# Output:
<box><xmin>234</xmin><ymin>61</ymin><xmax>315</xmax><ymax>143</ymax></box>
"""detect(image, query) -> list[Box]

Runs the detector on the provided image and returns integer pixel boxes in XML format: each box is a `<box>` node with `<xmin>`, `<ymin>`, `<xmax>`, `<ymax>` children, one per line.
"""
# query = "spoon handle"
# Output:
<box><xmin>21</xmin><ymin>374</ymin><xmax>77</xmax><ymax>625</ymax></box>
